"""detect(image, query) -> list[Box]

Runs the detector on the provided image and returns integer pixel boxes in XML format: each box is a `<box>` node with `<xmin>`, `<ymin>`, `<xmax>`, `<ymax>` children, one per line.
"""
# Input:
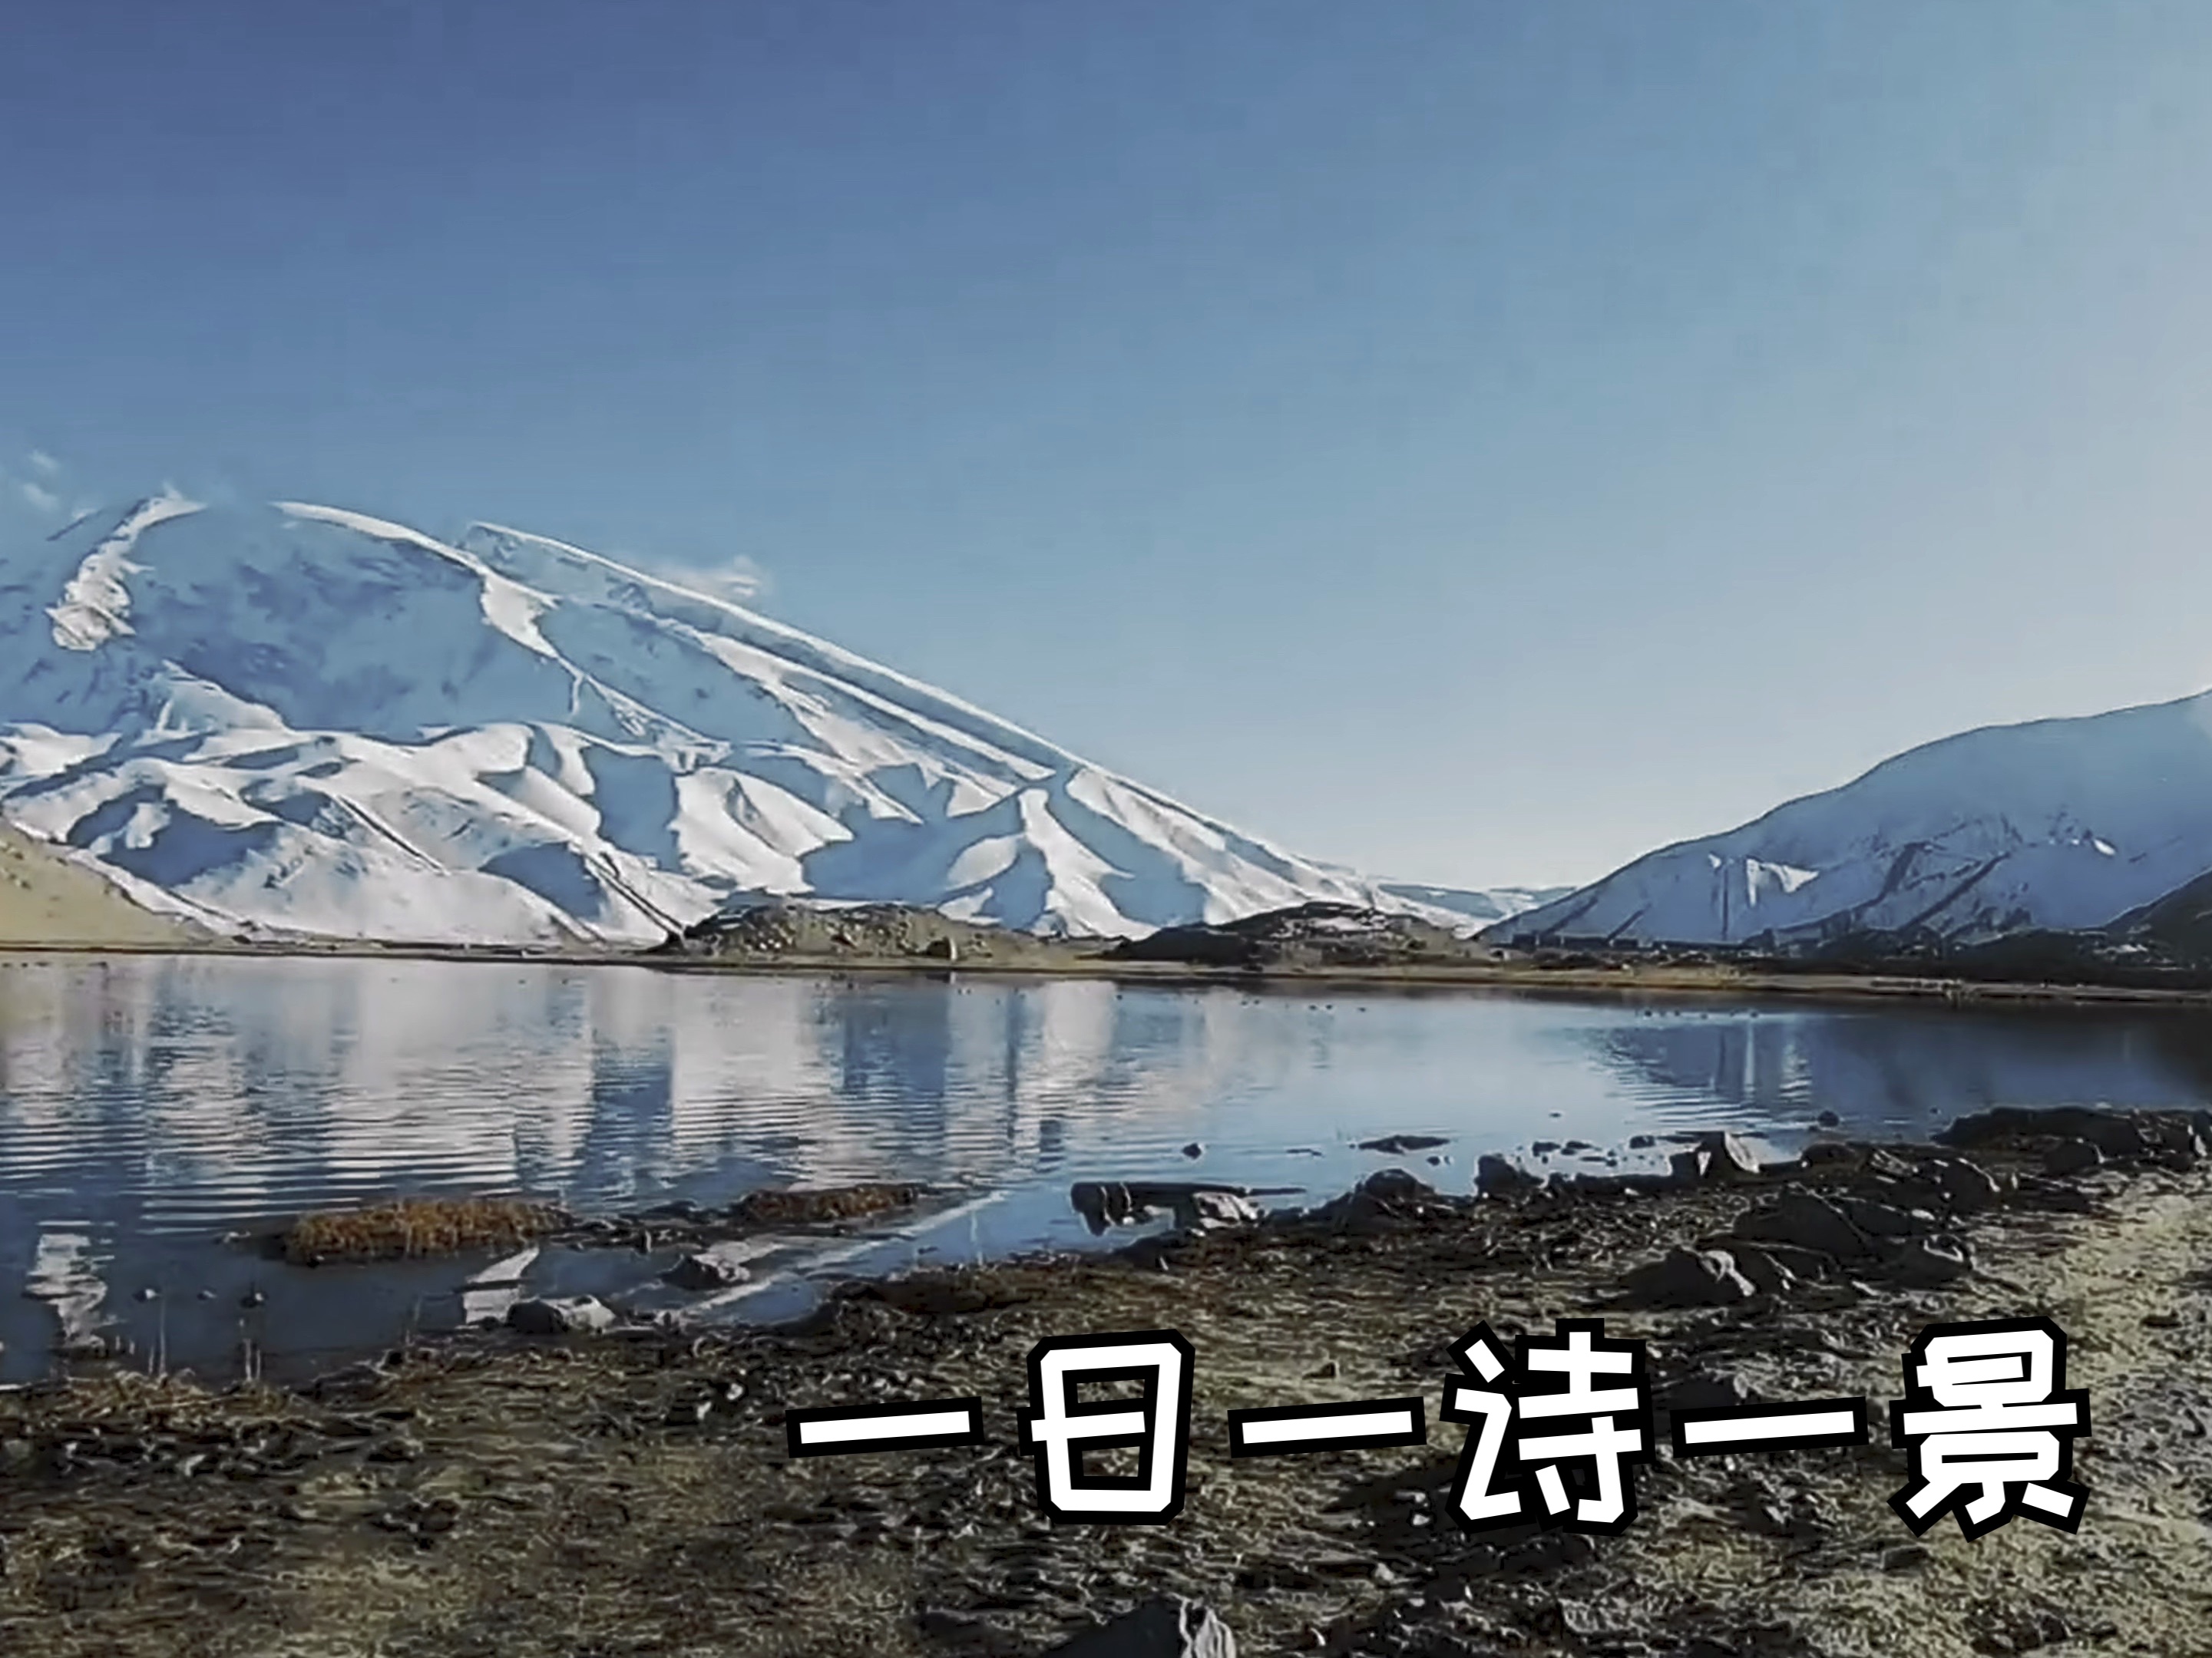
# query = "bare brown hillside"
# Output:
<box><xmin>0</xmin><ymin>821</ymin><xmax>202</xmax><ymax>946</ymax></box>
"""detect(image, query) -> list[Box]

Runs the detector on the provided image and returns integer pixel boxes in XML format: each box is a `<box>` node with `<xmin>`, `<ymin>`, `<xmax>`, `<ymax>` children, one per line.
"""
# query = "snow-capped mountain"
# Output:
<box><xmin>0</xmin><ymin>494</ymin><xmax>1537</xmax><ymax>946</ymax></box>
<box><xmin>1492</xmin><ymin>692</ymin><xmax>2212</xmax><ymax>949</ymax></box>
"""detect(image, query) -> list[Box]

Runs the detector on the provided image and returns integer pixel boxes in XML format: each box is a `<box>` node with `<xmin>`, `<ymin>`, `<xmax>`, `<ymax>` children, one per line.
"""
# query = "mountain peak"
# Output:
<box><xmin>0</xmin><ymin>492</ymin><xmax>1537</xmax><ymax>946</ymax></box>
<box><xmin>1496</xmin><ymin>690</ymin><xmax>2212</xmax><ymax>950</ymax></box>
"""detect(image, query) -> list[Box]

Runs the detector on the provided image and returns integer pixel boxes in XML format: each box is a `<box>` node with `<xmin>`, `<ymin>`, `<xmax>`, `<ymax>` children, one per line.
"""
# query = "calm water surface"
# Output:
<box><xmin>5</xmin><ymin>953</ymin><xmax>2210</xmax><ymax>1381</ymax></box>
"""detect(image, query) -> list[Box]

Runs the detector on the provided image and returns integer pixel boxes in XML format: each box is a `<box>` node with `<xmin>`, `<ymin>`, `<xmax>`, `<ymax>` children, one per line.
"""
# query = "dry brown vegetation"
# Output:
<box><xmin>727</xmin><ymin>1182</ymin><xmax>924</xmax><ymax>1227</ymax></box>
<box><xmin>279</xmin><ymin>1197</ymin><xmax>565</xmax><ymax>1264</ymax></box>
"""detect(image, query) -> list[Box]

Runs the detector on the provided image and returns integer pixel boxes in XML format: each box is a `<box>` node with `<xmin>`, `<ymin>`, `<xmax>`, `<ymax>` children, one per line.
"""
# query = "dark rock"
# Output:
<box><xmin>1181</xmin><ymin>1142</ymin><xmax>1204</xmax><ymax>1159</ymax></box>
<box><xmin>2043</xmin><ymin>1138</ymin><xmax>2103</xmax><ymax>1177</ymax></box>
<box><xmin>663</xmin><ymin>1247</ymin><xmax>752</xmax><ymax>1292</ymax></box>
<box><xmin>2144</xmin><ymin>1115</ymin><xmax>2207</xmax><ymax>1168</ymax></box>
<box><xmin>1313</xmin><ymin>1168</ymin><xmax>1447</xmax><ymax>1232</ymax></box>
<box><xmin>1477</xmin><ymin>1154</ymin><xmax>1541</xmax><ymax>1197</ymax></box>
<box><xmin>1815</xmin><ymin>1109</ymin><xmax>1840</xmax><ymax>1127</ymax></box>
<box><xmin>507</xmin><ymin>1295</ymin><xmax>617</xmax><ymax>1336</ymax></box>
<box><xmin>1694</xmin><ymin>1131</ymin><xmax>1764</xmax><ymax>1178</ymax></box>
<box><xmin>1866</xmin><ymin>1171</ymin><xmax>1949</xmax><ymax>1214</ymax></box>
<box><xmin>1117</xmin><ymin>1236</ymin><xmax>1182</xmax><ymax>1272</ymax></box>
<box><xmin>2076</xmin><ymin>1115</ymin><xmax>2151</xmax><ymax>1159</ymax></box>
<box><xmin>1718</xmin><ymin>1241</ymin><xmax>1800</xmax><ymax>1296</ymax></box>
<box><xmin>1042</xmin><ymin>1596</ymin><xmax>1237</xmax><ymax>1658</ymax></box>
<box><xmin>1497</xmin><ymin>1528</ymin><xmax>1599</xmax><ymax>1573</ymax></box>
<box><xmin>1532</xmin><ymin>1140</ymin><xmax>1561</xmax><ymax>1157</ymax></box>
<box><xmin>1558</xmin><ymin>1173</ymin><xmax>1655</xmax><ymax>1198</ymax></box>
<box><xmin>1178</xmin><ymin>1190</ymin><xmax>1261</xmax><ymax>1229</ymax></box>
<box><xmin>1071</xmin><ymin>1182</ymin><xmax>1159</xmax><ymax>1233</ymax></box>
<box><xmin>1920</xmin><ymin>1154</ymin><xmax>2002</xmax><ymax>1214</ymax></box>
<box><xmin>1939</xmin><ymin>1105</ymin><xmax>2150</xmax><ymax>1158</ymax></box>
<box><xmin>1732</xmin><ymin>1192</ymin><xmax>1873</xmax><ymax>1260</ymax></box>
<box><xmin>1361</xmin><ymin>1168</ymin><xmax>1437</xmax><ymax>1204</ymax></box>
<box><xmin>1628</xmin><ymin>1134</ymin><xmax>1658</xmax><ymax>1149</ymax></box>
<box><xmin>1357</xmin><ymin>1134</ymin><xmax>1450</xmax><ymax>1154</ymax></box>
<box><xmin>1621</xmin><ymin>1248</ymin><xmax>1757</xmax><ymax>1309</ymax></box>
<box><xmin>1072</xmin><ymin>1181</ymin><xmax>1261</xmax><ymax>1234</ymax></box>
<box><xmin>1800</xmin><ymin>1142</ymin><xmax>1857</xmax><ymax>1167</ymax></box>
<box><xmin>916</xmin><ymin>1607</ymin><xmax>1013</xmax><ymax>1650</ymax></box>
<box><xmin>1834</xmin><ymin>1197</ymin><xmax>1926</xmax><ymax>1238</ymax></box>
<box><xmin>1881</xmin><ymin>1235</ymin><xmax>1972</xmax><ymax>1286</ymax></box>
<box><xmin>1728</xmin><ymin>1238</ymin><xmax>1836</xmax><ymax>1281</ymax></box>
<box><xmin>1656</xmin><ymin>1372</ymin><xmax>1753</xmax><ymax>1412</ymax></box>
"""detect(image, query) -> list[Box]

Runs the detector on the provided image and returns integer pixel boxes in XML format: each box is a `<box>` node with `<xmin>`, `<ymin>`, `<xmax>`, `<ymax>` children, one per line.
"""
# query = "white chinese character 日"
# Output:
<box><xmin>1017</xmin><ymin>1329</ymin><xmax>1194</xmax><ymax>1523</ymax></box>
<box><xmin>1890</xmin><ymin>1316</ymin><xmax>2090</xmax><ymax>1539</ymax></box>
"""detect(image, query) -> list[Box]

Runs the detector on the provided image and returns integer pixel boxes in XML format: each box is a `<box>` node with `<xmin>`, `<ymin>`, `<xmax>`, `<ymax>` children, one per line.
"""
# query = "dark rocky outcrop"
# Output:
<box><xmin>1042</xmin><ymin>1597</ymin><xmax>1237</xmax><ymax>1658</ymax></box>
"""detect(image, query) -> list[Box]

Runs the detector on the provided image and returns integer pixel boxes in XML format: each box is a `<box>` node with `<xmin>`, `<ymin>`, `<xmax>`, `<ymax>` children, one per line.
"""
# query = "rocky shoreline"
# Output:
<box><xmin>4</xmin><ymin>1108</ymin><xmax>2210</xmax><ymax>1657</ymax></box>
<box><xmin>25</xmin><ymin>932</ymin><xmax>2212</xmax><ymax>1019</ymax></box>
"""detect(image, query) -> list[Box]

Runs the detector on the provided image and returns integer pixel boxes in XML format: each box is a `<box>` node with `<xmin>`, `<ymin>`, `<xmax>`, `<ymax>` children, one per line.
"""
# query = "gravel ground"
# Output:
<box><xmin>2</xmin><ymin>1108</ymin><xmax>2208</xmax><ymax>1658</ymax></box>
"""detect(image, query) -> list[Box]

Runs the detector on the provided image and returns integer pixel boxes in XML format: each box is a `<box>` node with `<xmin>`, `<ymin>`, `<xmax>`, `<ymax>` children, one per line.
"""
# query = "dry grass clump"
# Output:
<box><xmin>282</xmin><ymin>1196</ymin><xmax>564</xmax><ymax>1264</ymax></box>
<box><xmin>728</xmin><ymin>1182</ymin><xmax>922</xmax><ymax>1227</ymax></box>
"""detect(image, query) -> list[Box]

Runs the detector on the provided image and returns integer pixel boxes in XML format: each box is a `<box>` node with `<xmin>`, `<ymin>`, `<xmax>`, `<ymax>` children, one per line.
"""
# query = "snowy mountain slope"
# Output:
<box><xmin>0</xmin><ymin>494</ymin><xmax>1538</xmax><ymax>946</ymax></box>
<box><xmin>1376</xmin><ymin>880</ymin><xmax>1573</xmax><ymax>926</ymax></box>
<box><xmin>1491</xmin><ymin>692</ymin><xmax>2212</xmax><ymax>948</ymax></box>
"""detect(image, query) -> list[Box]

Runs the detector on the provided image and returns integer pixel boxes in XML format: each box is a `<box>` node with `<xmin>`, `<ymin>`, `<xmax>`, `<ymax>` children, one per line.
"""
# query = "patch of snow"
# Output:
<box><xmin>46</xmin><ymin>494</ymin><xmax>203</xmax><ymax>651</ymax></box>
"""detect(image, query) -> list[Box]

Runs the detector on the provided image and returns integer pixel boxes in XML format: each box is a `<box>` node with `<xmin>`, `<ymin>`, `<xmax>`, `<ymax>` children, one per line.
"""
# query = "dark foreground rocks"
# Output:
<box><xmin>4</xmin><ymin>1108</ymin><xmax>2211</xmax><ymax>1658</ymax></box>
<box><xmin>1044</xmin><ymin>1597</ymin><xmax>1236</xmax><ymax>1658</ymax></box>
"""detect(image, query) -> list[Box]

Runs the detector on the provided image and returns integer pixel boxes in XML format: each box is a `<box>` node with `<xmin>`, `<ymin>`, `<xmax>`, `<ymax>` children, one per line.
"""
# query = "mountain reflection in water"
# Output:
<box><xmin>2</xmin><ymin>954</ymin><xmax>2208</xmax><ymax>1381</ymax></box>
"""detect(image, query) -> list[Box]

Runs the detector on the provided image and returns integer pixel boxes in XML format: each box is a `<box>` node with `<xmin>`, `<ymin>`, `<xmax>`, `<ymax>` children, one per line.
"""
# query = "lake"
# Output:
<box><xmin>4</xmin><ymin>953</ymin><xmax>2210</xmax><ymax>1383</ymax></box>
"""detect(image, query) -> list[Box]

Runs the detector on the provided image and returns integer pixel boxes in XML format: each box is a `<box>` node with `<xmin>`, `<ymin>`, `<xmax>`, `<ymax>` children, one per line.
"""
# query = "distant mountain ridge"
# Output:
<box><xmin>1492</xmin><ymin>691</ymin><xmax>2212</xmax><ymax>953</ymax></box>
<box><xmin>0</xmin><ymin>494</ymin><xmax>1542</xmax><ymax>946</ymax></box>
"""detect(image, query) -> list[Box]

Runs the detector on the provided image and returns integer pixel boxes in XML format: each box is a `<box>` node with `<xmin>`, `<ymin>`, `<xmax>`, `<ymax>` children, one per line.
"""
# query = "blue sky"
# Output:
<box><xmin>6</xmin><ymin>2</ymin><xmax>2212</xmax><ymax>890</ymax></box>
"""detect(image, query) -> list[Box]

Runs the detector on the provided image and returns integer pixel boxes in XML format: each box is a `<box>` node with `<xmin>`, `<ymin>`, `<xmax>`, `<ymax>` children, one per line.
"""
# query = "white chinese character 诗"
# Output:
<box><xmin>1444</xmin><ymin>1318</ymin><xmax>1654</xmax><ymax>1535</ymax></box>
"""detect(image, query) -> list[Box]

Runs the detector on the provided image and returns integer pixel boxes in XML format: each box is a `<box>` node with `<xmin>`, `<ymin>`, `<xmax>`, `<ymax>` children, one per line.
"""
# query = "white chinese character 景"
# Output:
<box><xmin>1890</xmin><ymin>1316</ymin><xmax>2090</xmax><ymax>1539</ymax></box>
<box><xmin>1017</xmin><ymin>1329</ymin><xmax>1193</xmax><ymax>1523</ymax></box>
<box><xmin>1443</xmin><ymin>1319</ymin><xmax>1655</xmax><ymax>1536</ymax></box>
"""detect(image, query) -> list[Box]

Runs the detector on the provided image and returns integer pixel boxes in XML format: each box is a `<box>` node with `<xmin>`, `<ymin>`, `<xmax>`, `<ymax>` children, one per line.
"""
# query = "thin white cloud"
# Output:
<box><xmin>686</xmin><ymin>554</ymin><xmax>772</xmax><ymax>603</ymax></box>
<box><xmin>27</xmin><ymin>449</ymin><xmax>60</xmax><ymax>475</ymax></box>
<box><xmin>621</xmin><ymin>549</ymin><xmax>773</xmax><ymax>605</ymax></box>
<box><xmin>18</xmin><ymin>480</ymin><xmax>60</xmax><ymax>514</ymax></box>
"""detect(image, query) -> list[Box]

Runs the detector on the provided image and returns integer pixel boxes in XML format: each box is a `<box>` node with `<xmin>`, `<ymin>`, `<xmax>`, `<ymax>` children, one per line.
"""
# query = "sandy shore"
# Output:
<box><xmin>2</xmin><ymin>1108</ymin><xmax>2208</xmax><ymax>1657</ymax></box>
